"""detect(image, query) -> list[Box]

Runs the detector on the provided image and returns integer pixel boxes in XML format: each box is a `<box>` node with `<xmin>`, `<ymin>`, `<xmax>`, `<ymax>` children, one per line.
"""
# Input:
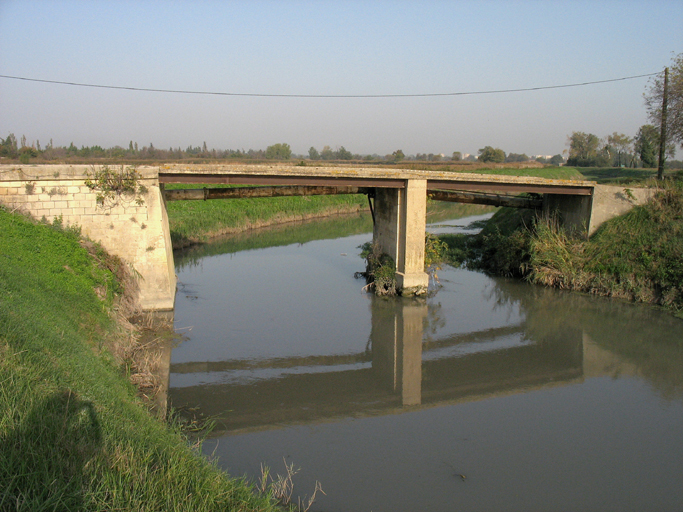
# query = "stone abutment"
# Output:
<box><xmin>0</xmin><ymin>165</ymin><xmax>175</xmax><ymax>311</ymax></box>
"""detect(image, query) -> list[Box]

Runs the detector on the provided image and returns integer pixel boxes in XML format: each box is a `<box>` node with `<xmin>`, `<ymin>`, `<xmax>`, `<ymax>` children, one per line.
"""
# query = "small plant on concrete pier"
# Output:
<box><xmin>358</xmin><ymin>233</ymin><xmax>447</xmax><ymax>295</ymax></box>
<box><xmin>358</xmin><ymin>241</ymin><xmax>397</xmax><ymax>295</ymax></box>
<box><xmin>85</xmin><ymin>165</ymin><xmax>147</xmax><ymax>209</ymax></box>
<box><xmin>424</xmin><ymin>232</ymin><xmax>448</xmax><ymax>284</ymax></box>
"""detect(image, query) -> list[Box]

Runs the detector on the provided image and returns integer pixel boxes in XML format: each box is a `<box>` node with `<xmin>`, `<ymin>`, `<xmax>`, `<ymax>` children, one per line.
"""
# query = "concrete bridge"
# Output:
<box><xmin>0</xmin><ymin>163</ymin><xmax>653</xmax><ymax>310</ymax></box>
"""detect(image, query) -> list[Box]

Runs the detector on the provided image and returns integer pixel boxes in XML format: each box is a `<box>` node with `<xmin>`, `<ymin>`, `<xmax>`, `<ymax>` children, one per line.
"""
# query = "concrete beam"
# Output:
<box><xmin>427</xmin><ymin>190</ymin><xmax>543</xmax><ymax>209</ymax></box>
<box><xmin>164</xmin><ymin>185</ymin><xmax>369</xmax><ymax>201</ymax></box>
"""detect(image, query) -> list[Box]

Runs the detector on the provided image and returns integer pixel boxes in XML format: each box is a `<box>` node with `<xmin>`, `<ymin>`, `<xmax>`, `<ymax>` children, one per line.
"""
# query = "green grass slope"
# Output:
<box><xmin>0</xmin><ymin>207</ymin><xmax>280</xmax><ymax>511</ymax></box>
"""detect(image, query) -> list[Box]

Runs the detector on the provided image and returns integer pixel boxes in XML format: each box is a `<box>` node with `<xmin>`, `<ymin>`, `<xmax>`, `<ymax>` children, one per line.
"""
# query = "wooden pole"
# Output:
<box><xmin>658</xmin><ymin>67</ymin><xmax>669</xmax><ymax>180</ymax></box>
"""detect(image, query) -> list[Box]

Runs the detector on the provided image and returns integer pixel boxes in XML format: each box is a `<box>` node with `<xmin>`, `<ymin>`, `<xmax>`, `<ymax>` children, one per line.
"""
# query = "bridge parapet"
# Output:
<box><xmin>0</xmin><ymin>165</ymin><xmax>175</xmax><ymax>311</ymax></box>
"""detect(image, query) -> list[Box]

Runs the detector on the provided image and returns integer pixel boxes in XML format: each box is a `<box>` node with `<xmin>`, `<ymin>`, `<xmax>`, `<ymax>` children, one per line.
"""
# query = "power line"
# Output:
<box><xmin>0</xmin><ymin>72</ymin><xmax>658</xmax><ymax>98</ymax></box>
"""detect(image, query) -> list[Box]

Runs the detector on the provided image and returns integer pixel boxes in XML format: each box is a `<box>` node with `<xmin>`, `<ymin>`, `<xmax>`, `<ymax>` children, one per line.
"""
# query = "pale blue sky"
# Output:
<box><xmin>1</xmin><ymin>0</ymin><xmax>681</xmax><ymax>157</ymax></box>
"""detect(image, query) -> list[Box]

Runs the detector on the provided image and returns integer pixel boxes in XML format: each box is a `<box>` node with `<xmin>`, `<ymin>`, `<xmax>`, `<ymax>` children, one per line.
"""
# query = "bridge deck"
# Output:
<box><xmin>159</xmin><ymin>163</ymin><xmax>596</xmax><ymax>195</ymax></box>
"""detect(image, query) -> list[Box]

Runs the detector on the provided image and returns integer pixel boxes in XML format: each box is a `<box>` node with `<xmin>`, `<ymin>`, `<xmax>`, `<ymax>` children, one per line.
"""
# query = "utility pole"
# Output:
<box><xmin>657</xmin><ymin>67</ymin><xmax>669</xmax><ymax>180</ymax></box>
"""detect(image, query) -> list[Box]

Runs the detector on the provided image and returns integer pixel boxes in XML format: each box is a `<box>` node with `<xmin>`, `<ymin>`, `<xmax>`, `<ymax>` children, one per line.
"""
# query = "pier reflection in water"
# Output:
<box><xmin>168</xmin><ymin>211</ymin><xmax>683</xmax><ymax>512</ymax></box>
<box><xmin>169</xmin><ymin>293</ymin><xmax>587</xmax><ymax>433</ymax></box>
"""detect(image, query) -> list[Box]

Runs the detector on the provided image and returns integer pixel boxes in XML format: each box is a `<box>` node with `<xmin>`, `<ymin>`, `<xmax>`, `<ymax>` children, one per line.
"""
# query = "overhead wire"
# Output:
<box><xmin>0</xmin><ymin>72</ymin><xmax>659</xmax><ymax>99</ymax></box>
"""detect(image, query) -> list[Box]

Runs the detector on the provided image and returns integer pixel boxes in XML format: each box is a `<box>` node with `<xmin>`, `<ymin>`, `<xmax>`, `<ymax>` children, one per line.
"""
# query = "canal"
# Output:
<box><xmin>168</xmin><ymin>206</ymin><xmax>683</xmax><ymax>512</ymax></box>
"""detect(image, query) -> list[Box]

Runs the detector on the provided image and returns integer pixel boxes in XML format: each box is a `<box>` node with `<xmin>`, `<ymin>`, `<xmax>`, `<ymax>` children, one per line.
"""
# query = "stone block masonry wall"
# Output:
<box><xmin>0</xmin><ymin>165</ymin><xmax>175</xmax><ymax>311</ymax></box>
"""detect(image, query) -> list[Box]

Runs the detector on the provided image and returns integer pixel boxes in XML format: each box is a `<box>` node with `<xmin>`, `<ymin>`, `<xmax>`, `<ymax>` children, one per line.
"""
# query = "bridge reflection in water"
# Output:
<box><xmin>168</xmin><ymin>295</ymin><xmax>593</xmax><ymax>435</ymax></box>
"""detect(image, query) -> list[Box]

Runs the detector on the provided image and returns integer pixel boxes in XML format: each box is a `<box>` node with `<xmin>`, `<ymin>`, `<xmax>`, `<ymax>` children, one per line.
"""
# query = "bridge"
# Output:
<box><xmin>0</xmin><ymin>163</ymin><xmax>652</xmax><ymax>310</ymax></box>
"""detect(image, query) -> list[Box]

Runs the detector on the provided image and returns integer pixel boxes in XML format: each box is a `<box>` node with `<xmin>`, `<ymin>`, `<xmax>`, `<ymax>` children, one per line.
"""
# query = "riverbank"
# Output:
<box><xmin>440</xmin><ymin>175</ymin><xmax>683</xmax><ymax>318</ymax></box>
<box><xmin>0</xmin><ymin>207</ymin><xmax>287</xmax><ymax>511</ymax></box>
<box><xmin>166</xmin><ymin>186</ymin><xmax>369</xmax><ymax>248</ymax></box>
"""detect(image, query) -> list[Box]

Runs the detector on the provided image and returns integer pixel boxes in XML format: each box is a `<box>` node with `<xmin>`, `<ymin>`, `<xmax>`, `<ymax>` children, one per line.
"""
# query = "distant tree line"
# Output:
<box><xmin>0</xmin><ymin>135</ymin><xmax>564</xmax><ymax>166</ymax></box>
<box><xmin>0</xmin><ymin>136</ymin><xmax>294</xmax><ymax>163</ymax></box>
<box><xmin>10</xmin><ymin>131</ymin><xmax>680</xmax><ymax>169</ymax></box>
<box><xmin>566</xmin><ymin>126</ymin><xmax>681</xmax><ymax>169</ymax></box>
<box><xmin>475</xmin><ymin>145</ymin><xmax>564</xmax><ymax>166</ymax></box>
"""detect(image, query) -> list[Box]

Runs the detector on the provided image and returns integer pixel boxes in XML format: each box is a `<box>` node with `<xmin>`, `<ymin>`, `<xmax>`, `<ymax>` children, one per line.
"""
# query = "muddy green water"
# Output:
<box><xmin>169</xmin><ymin>207</ymin><xmax>683</xmax><ymax>512</ymax></box>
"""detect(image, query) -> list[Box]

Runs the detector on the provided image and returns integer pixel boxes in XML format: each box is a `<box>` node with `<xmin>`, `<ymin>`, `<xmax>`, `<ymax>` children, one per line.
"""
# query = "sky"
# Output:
<box><xmin>1</xmin><ymin>0</ymin><xmax>682</xmax><ymax>158</ymax></box>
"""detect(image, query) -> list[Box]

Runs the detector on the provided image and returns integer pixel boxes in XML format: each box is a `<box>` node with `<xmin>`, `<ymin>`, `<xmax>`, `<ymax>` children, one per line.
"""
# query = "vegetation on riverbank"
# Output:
<box><xmin>0</xmin><ymin>207</ymin><xmax>296</xmax><ymax>511</ymax></box>
<box><xmin>441</xmin><ymin>175</ymin><xmax>683</xmax><ymax>317</ymax></box>
<box><xmin>165</xmin><ymin>184</ymin><xmax>369</xmax><ymax>248</ymax></box>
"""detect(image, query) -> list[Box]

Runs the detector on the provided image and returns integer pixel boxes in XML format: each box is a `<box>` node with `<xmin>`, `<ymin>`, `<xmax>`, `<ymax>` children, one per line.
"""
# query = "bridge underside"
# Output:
<box><xmin>164</xmin><ymin>185</ymin><xmax>545</xmax><ymax>210</ymax></box>
<box><xmin>159</xmin><ymin>172</ymin><xmax>593</xmax><ymax>196</ymax></box>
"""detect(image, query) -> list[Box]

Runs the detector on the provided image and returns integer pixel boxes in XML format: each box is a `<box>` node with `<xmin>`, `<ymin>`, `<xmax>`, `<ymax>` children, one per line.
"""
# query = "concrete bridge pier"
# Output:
<box><xmin>373</xmin><ymin>179</ymin><xmax>430</xmax><ymax>296</ymax></box>
<box><xmin>542</xmin><ymin>193</ymin><xmax>593</xmax><ymax>235</ymax></box>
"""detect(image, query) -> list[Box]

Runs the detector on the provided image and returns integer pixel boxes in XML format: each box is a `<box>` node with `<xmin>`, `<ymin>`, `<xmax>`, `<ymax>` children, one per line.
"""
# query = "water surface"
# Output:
<box><xmin>169</xmin><ymin>208</ymin><xmax>683</xmax><ymax>512</ymax></box>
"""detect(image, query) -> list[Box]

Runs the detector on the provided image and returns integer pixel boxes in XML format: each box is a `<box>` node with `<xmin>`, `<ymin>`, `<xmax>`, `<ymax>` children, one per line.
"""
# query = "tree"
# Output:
<box><xmin>308</xmin><ymin>147</ymin><xmax>320</xmax><ymax>160</ymax></box>
<box><xmin>606</xmin><ymin>132</ymin><xmax>633</xmax><ymax>167</ymax></box>
<box><xmin>505</xmin><ymin>153</ymin><xmax>529</xmax><ymax>163</ymax></box>
<box><xmin>452</xmin><ymin>151</ymin><xmax>462</xmax><ymax>161</ymax></box>
<box><xmin>0</xmin><ymin>133</ymin><xmax>18</xmax><ymax>158</ymax></box>
<box><xmin>321</xmin><ymin>145</ymin><xmax>334</xmax><ymax>160</ymax></box>
<box><xmin>566</xmin><ymin>131</ymin><xmax>608</xmax><ymax>166</ymax></box>
<box><xmin>644</xmin><ymin>52</ymin><xmax>683</xmax><ymax>152</ymax></box>
<box><xmin>634</xmin><ymin>125</ymin><xmax>659</xmax><ymax>168</ymax></box>
<box><xmin>265</xmin><ymin>143</ymin><xmax>292</xmax><ymax>160</ymax></box>
<box><xmin>478</xmin><ymin>146</ymin><xmax>505</xmax><ymax>163</ymax></box>
<box><xmin>337</xmin><ymin>146</ymin><xmax>353</xmax><ymax>160</ymax></box>
<box><xmin>549</xmin><ymin>154</ymin><xmax>564</xmax><ymax>166</ymax></box>
<box><xmin>392</xmin><ymin>149</ymin><xmax>405</xmax><ymax>162</ymax></box>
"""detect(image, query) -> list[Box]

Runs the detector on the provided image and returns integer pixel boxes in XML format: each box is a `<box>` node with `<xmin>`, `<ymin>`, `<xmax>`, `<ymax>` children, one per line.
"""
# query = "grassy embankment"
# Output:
<box><xmin>0</xmin><ymin>207</ymin><xmax>293</xmax><ymax>511</ymax></box>
<box><xmin>165</xmin><ymin>184</ymin><xmax>369</xmax><ymax>248</ymax></box>
<box><xmin>441</xmin><ymin>168</ymin><xmax>683</xmax><ymax>317</ymax></box>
